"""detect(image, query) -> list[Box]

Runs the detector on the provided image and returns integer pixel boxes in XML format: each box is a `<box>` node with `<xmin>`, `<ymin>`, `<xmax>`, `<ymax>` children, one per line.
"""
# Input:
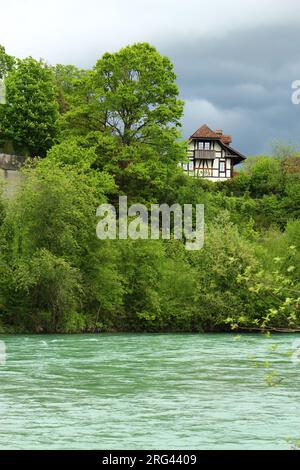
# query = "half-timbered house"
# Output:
<box><xmin>182</xmin><ymin>124</ymin><xmax>246</xmax><ymax>180</ymax></box>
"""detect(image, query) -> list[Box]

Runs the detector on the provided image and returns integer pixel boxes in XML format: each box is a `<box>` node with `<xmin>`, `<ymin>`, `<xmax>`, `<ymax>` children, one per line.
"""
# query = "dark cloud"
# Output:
<box><xmin>2</xmin><ymin>1</ymin><xmax>300</xmax><ymax>155</ymax></box>
<box><xmin>159</xmin><ymin>25</ymin><xmax>300</xmax><ymax>154</ymax></box>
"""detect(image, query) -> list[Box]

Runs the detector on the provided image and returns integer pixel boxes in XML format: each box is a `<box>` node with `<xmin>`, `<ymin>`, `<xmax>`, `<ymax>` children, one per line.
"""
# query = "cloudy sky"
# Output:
<box><xmin>1</xmin><ymin>0</ymin><xmax>300</xmax><ymax>154</ymax></box>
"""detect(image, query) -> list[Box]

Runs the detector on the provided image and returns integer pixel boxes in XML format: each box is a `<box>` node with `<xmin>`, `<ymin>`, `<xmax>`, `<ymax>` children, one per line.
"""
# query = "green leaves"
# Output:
<box><xmin>0</xmin><ymin>45</ymin><xmax>14</xmax><ymax>79</ymax></box>
<box><xmin>0</xmin><ymin>57</ymin><xmax>58</xmax><ymax>156</ymax></box>
<box><xmin>93</xmin><ymin>42</ymin><xmax>183</xmax><ymax>147</ymax></box>
<box><xmin>0</xmin><ymin>159</ymin><xmax>120</xmax><ymax>332</ymax></box>
<box><xmin>0</xmin><ymin>43</ymin><xmax>299</xmax><ymax>335</ymax></box>
<box><xmin>15</xmin><ymin>248</ymin><xmax>82</xmax><ymax>332</ymax></box>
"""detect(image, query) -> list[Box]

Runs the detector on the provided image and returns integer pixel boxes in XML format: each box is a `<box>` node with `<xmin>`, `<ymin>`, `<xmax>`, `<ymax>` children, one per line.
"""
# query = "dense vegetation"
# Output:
<box><xmin>0</xmin><ymin>44</ymin><xmax>299</xmax><ymax>333</ymax></box>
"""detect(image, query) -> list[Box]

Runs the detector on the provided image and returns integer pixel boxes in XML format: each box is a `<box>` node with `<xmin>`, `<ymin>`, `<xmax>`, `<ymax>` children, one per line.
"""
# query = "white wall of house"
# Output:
<box><xmin>183</xmin><ymin>139</ymin><xmax>232</xmax><ymax>180</ymax></box>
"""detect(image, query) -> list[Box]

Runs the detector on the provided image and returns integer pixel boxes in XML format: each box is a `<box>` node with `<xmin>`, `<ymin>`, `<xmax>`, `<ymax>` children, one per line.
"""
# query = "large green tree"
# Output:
<box><xmin>52</xmin><ymin>43</ymin><xmax>186</xmax><ymax>201</ymax></box>
<box><xmin>93</xmin><ymin>42</ymin><xmax>184</xmax><ymax>146</ymax></box>
<box><xmin>0</xmin><ymin>57</ymin><xmax>59</xmax><ymax>156</ymax></box>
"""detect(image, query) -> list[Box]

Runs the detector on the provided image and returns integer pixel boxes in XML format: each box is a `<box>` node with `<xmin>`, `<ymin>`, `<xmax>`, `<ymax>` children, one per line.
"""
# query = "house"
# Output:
<box><xmin>182</xmin><ymin>124</ymin><xmax>246</xmax><ymax>180</ymax></box>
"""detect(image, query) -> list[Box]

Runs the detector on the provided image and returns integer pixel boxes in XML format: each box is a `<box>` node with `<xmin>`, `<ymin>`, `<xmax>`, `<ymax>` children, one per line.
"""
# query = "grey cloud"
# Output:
<box><xmin>2</xmin><ymin>2</ymin><xmax>300</xmax><ymax>156</ymax></box>
<box><xmin>158</xmin><ymin>25</ymin><xmax>300</xmax><ymax>154</ymax></box>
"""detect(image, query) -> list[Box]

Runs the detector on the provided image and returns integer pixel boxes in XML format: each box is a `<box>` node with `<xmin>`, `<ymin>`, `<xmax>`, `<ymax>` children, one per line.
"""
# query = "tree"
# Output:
<box><xmin>52</xmin><ymin>64</ymin><xmax>105</xmax><ymax>139</ymax></box>
<box><xmin>0</xmin><ymin>159</ymin><xmax>122</xmax><ymax>332</ymax></box>
<box><xmin>0</xmin><ymin>45</ymin><xmax>14</xmax><ymax>79</ymax></box>
<box><xmin>234</xmin><ymin>256</ymin><xmax>300</xmax><ymax>332</ymax></box>
<box><xmin>117</xmin><ymin>238</ymin><xmax>199</xmax><ymax>332</ymax></box>
<box><xmin>0</xmin><ymin>57</ymin><xmax>59</xmax><ymax>156</ymax></box>
<box><xmin>188</xmin><ymin>213</ymin><xmax>260</xmax><ymax>331</ymax></box>
<box><xmin>44</xmin><ymin>44</ymin><xmax>187</xmax><ymax>202</ymax></box>
<box><xmin>52</xmin><ymin>64</ymin><xmax>90</xmax><ymax>114</ymax></box>
<box><xmin>93</xmin><ymin>42</ymin><xmax>184</xmax><ymax>146</ymax></box>
<box><xmin>54</xmin><ymin>43</ymin><xmax>186</xmax><ymax>201</ymax></box>
<box><xmin>15</xmin><ymin>248</ymin><xmax>82</xmax><ymax>333</ymax></box>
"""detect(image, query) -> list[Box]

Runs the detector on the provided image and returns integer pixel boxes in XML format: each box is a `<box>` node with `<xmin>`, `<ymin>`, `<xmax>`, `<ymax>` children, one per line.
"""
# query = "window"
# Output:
<box><xmin>197</xmin><ymin>141</ymin><xmax>210</xmax><ymax>150</ymax></box>
<box><xmin>189</xmin><ymin>160</ymin><xmax>194</xmax><ymax>170</ymax></box>
<box><xmin>220</xmin><ymin>160</ymin><xmax>225</xmax><ymax>172</ymax></box>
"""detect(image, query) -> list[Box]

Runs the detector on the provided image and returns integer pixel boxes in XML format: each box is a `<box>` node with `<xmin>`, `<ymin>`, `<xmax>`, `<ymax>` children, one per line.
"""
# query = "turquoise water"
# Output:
<box><xmin>0</xmin><ymin>333</ymin><xmax>299</xmax><ymax>449</ymax></box>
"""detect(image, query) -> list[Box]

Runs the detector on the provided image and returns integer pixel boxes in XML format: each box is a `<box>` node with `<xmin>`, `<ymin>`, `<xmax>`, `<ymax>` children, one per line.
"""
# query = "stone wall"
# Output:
<box><xmin>0</xmin><ymin>154</ymin><xmax>25</xmax><ymax>197</ymax></box>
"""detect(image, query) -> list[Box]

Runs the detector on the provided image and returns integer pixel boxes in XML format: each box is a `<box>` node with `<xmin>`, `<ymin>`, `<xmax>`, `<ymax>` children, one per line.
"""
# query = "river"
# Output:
<box><xmin>0</xmin><ymin>333</ymin><xmax>299</xmax><ymax>449</ymax></box>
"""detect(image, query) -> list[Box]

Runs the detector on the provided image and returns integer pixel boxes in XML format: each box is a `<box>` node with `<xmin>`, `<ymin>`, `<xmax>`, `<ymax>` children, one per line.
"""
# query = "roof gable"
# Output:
<box><xmin>190</xmin><ymin>124</ymin><xmax>232</xmax><ymax>145</ymax></box>
<box><xmin>189</xmin><ymin>124</ymin><xmax>246</xmax><ymax>162</ymax></box>
<box><xmin>190</xmin><ymin>124</ymin><xmax>219</xmax><ymax>139</ymax></box>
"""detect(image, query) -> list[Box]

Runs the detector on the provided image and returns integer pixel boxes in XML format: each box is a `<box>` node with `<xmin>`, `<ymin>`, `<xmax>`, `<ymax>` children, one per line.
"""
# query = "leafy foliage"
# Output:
<box><xmin>0</xmin><ymin>44</ymin><xmax>14</xmax><ymax>79</ymax></box>
<box><xmin>0</xmin><ymin>57</ymin><xmax>58</xmax><ymax>156</ymax></box>
<box><xmin>0</xmin><ymin>43</ymin><xmax>299</xmax><ymax>333</ymax></box>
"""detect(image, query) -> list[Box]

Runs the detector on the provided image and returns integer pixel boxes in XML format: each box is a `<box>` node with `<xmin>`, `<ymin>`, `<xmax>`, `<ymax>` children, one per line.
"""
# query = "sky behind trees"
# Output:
<box><xmin>1</xmin><ymin>0</ymin><xmax>300</xmax><ymax>154</ymax></box>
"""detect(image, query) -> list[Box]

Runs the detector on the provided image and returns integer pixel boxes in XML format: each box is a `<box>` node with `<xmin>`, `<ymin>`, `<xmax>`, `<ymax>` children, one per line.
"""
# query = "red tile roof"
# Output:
<box><xmin>190</xmin><ymin>124</ymin><xmax>232</xmax><ymax>145</ymax></box>
<box><xmin>221</xmin><ymin>134</ymin><xmax>232</xmax><ymax>145</ymax></box>
<box><xmin>190</xmin><ymin>124</ymin><xmax>219</xmax><ymax>139</ymax></box>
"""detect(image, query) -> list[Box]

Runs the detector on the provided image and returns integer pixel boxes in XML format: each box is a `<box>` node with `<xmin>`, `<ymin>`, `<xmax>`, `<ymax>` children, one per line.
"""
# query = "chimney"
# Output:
<box><xmin>221</xmin><ymin>135</ymin><xmax>232</xmax><ymax>145</ymax></box>
<box><xmin>215</xmin><ymin>129</ymin><xmax>232</xmax><ymax>145</ymax></box>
